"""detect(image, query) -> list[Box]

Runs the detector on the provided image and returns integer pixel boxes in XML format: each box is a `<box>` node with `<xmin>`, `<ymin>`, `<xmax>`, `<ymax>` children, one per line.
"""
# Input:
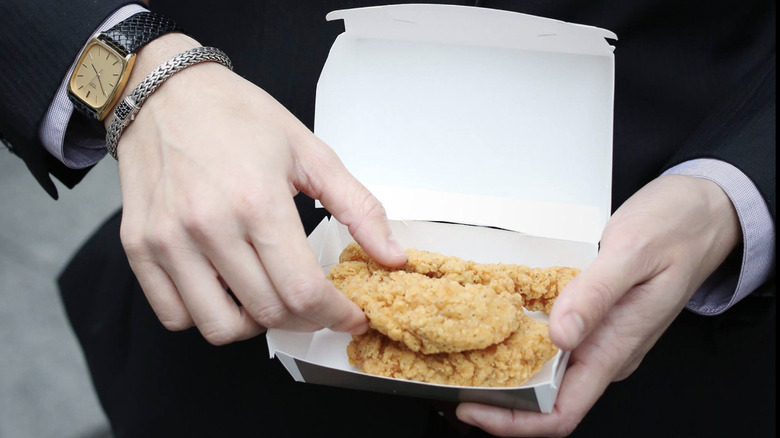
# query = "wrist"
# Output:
<box><xmin>103</xmin><ymin>33</ymin><xmax>201</xmax><ymax>129</ymax></box>
<box><xmin>694</xmin><ymin>175</ymin><xmax>741</xmax><ymax>250</ymax></box>
<box><xmin>667</xmin><ymin>174</ymin><xmax>742</xmax><ymax>268</ymax></box>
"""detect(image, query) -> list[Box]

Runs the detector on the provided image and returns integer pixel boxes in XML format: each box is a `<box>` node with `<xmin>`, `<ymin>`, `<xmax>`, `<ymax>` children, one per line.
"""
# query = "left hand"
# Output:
<box><xmin>109</xmin><ymin>34</ymin><xmax>406</xmax><ymax>345</ymax></box>
<box><xmin>456</xmin><ymin>175</ymin><xmax>741</xmax><ymax>437</ymax></box>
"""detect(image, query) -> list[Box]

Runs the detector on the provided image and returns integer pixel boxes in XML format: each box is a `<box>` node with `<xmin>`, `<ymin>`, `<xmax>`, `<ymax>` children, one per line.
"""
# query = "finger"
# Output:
<box><xmin>204</xmin><ymin>236</ymin><xmax>323</xmax><ymax>332</ymax></box>
<box><xmin>163</xmin><ymin>251</ymin><xmax>264</xmax><ymax>345</ymax></box>
<box><xmin>128</xmin><ymin>257</ymin><xmax>194</xmax><ymax>331</ymax></box>
<box><xmin>121</xmin><ymin>211</ymin><xmax>195</xmax><ymax>331</ymax></box>
<box><xmin>247</xmin><ymin>187</ymin><xmax>369</xmax><ymax>334</ymax></box>
<box><xmin>549</xmin><ymin>249</ymin><xmax>649</xmax><ymax>351</ymax></box>
<box><xmin>302</xmin><ymin>147</ymin><xmax>406</xmax><ymax>268</ymax></box>
<box><xmin>456</xmin><ymin>352</ymin><xmax>610</xmax><ymax>437</ymax></box>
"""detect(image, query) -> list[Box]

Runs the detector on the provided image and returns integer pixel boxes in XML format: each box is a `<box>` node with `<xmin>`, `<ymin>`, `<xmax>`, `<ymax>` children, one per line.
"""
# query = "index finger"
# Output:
<box><xmin>245</xmin><ymin>185</ymin><xmax>368</xmax><ymax>334</ymax></box>
<box><xmin>299</xmin><ymin>143</ymin><xmax>407</xmax><ymax>269</ymax></box>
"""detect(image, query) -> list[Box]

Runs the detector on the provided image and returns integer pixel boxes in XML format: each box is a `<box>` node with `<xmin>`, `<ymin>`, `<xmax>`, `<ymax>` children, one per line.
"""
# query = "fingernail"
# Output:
<box><xmin>560</xmin><ymin>312</ymin><xmax>585</xmax><ymax>347</ymax></box>
<box><xmin>348</xmin><ymin>318</ymin><xmax>369</xmax><ymax>335</ymax></box>
<box><xmin>387</xmin><ymin>238</ymin><xmax>405</xmax><ymax>260</ymax></box>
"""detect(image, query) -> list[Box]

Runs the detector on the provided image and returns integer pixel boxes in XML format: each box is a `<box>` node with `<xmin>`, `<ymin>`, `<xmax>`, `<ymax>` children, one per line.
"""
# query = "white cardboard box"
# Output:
<box><xmin>267</xmin><ymin>4</ymin><xmax>616</xmax><ymax>413</ymax></box>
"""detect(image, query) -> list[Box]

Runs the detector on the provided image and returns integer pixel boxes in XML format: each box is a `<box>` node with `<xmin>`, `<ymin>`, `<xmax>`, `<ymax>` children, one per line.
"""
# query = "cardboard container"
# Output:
<box><xmin>267</xmin><ymin>4</ymin><xmax>616</xmax><ymax>413</ymax></box>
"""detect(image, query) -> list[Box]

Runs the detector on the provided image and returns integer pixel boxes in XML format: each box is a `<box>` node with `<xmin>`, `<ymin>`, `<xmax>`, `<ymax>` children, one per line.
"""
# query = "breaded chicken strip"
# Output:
<box><xmin>338</xmin><ymin>243</ymin><xmax>578</xmax><ymax>313</ymax></box>
<box><xmin>347</xmin><ymin>314</ymin><xmax>558</xmax><ymax>387</ymax></box>
<box><xmin>329</xmin><ymin>260</ymin><xmax>524</xmax><ymax>354</ymax></box>
<box><xmin>502</xmin><ymin>264</ymin><xmax>579</xmax><ymax>313</ymax></box>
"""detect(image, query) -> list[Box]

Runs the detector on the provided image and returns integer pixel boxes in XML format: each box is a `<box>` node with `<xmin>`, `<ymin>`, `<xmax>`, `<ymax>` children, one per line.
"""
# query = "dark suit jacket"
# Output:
<box><xmin>1</xmin><ymin>0</ymin><xmax>775</xmax><ymax>217</ymax></box>
<box><xmin>1</xmin><ymin>1</ymin><xmax>775</xmax><ymax>437</ymax></box>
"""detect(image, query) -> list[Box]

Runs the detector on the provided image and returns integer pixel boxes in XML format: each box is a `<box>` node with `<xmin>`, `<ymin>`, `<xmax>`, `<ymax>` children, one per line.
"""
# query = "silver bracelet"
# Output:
<box><xmin>105</xmin><ymin>46</ymin><xmax>233</xmax><ymax>160</ymax></box>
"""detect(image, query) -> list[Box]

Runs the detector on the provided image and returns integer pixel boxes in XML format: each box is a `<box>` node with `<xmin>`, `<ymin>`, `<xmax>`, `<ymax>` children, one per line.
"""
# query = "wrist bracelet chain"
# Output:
<box><xmin>105</xmin><ymin>46</ymin><xmax>233</xmax><ymax>160</ymax></box>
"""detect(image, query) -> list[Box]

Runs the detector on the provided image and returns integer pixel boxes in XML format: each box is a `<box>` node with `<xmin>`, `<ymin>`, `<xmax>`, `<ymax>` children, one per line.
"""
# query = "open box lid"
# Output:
<box><xmin>315</xmin><ymin>4</ymin><xmax>616</xmax><ymax>244</ymax></box>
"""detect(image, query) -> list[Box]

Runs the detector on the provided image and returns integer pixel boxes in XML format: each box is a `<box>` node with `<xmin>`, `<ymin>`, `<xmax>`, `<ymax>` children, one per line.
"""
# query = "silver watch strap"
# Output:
<box><xmin>105</xmin><ymin>46</ymin><xmax>233</xmax><ymax>159</ymax></box>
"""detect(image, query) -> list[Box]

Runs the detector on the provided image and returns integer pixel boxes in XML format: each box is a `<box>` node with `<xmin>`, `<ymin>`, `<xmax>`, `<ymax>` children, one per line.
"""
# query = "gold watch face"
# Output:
<box><xmin>68</xmin><ymin>39</ymin><xmax>134</xmax><ymax>119</ymax></box>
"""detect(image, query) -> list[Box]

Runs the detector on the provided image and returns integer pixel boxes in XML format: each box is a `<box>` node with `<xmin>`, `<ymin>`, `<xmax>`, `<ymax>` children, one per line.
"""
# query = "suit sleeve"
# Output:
<box><xmin>0</xmin><ymin>0</ymin><xmax>142</xmax><ymax>199</ymax></box>
<box><xmin>662</xmin><ymin>52</ymin><xmax>776</xmax><ymax>303</ymax></box>
<box><xmin>663</xmin><ymin>53</ymin><xmax>776</xmax><ymax>223</ymax></box>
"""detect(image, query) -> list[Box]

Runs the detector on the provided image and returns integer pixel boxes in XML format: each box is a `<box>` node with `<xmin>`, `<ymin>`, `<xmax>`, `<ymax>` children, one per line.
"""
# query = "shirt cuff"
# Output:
<box><xmin>663</xmin><ymin>158</ymin><xmax>776</xmax><ymax>315</ymax></box>
<box><xmin>38</xmin><ymin>4</ymin><xmax>149</xmax><ymax>169</ymax></box>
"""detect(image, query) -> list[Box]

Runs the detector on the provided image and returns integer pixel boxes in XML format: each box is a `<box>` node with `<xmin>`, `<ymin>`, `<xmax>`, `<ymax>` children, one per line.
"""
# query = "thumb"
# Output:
<box><xmin>549</xmin><ymin>248</ymin><xmax>647</xmax><ymax>351</ymax></box>
<box><xmin>300</xmin><ymin>144</ymin><xmax>407</xmax><ymax>268</ymax></box>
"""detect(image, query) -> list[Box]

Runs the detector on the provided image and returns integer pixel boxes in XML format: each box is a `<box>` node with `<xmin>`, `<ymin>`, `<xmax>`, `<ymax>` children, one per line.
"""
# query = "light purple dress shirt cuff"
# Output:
<box><xmin>38</xmin><ymin>4</ymin><xmax>148</xmax><ymax>169</ymax></box>
<box><xmin>663</xmin><ymin>158</ymin><xmax>776</xmax><ymax>315</ymax></box>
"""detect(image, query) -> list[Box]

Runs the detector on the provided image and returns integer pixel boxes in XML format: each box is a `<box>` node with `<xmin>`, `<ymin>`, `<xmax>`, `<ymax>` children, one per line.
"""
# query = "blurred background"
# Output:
<box><xmin>0</xmin><ymin>151</ymin><xmax>118</xmax><ymax>438</ymax></box>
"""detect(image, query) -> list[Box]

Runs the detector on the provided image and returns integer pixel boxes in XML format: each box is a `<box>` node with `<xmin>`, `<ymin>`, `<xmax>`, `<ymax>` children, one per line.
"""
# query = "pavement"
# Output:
<box><xmin>0</xmin><ymin>149</ymin><xmax>118</xmax><ymax>438</ymax></box>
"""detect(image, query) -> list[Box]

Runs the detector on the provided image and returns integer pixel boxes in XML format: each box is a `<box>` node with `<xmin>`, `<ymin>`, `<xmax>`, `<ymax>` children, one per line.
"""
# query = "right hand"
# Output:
<box><xmin>456</xmin><ymin>175</ymin><xmax>742</xmax><ymax>437</ymax></box>
<box><xmin>109</xmin><ymin>34</ymin><xmax>407</xmax><ymax>345</ymax></box>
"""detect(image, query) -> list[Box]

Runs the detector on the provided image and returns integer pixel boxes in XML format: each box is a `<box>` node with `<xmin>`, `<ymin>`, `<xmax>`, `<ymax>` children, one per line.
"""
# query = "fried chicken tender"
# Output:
<box><xmin>347</xmin><ymin>314</ymin><xmax>558</xmax><ymax>387</ymax></box>
<box><xmin>329</xmin><ymin>260</ymin><xmax>524</xmax><ymax>354</ymax></box>
<box><xmin>503</xmin><ymin>265</ymin><xmax>580</xmax><ymax>313</ymax></box>
<box><xmin>338</xmin><ymin>243</ymin><xmax>579</xmax><ymax>313</ymax></box>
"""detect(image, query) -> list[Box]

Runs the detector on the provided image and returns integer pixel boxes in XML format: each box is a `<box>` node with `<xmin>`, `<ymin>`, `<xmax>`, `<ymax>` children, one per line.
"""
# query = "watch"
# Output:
<box><xmin>67</xmin><ymin>11</ymin><xmax>181</xmax><ymax>121</ymax></box>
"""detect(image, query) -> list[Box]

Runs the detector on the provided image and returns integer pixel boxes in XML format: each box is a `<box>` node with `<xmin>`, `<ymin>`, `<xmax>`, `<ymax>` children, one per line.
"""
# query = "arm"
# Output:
<box><xmin>663</xmin><ymin>158</ymin><xmax>776</xmax><ymax>315</ymax></box>
<box><xmin>457</xmin><ymin>36</ymin><xmax>775</xmax><ymax>438</ymax></box>
<box><xmin>39</xmin><ymin>4</ymin><xmax>149</xmax><ymax>169</ymax></box>
<box><xmin>105</xmin><ymin>31</ymin><xmax>407</xmax><ymax>341</ymax></box>
<box><xmin>3</xmin><ymin>2</ymin><xmax>406</xmax><ymax>342</ymax></box>
<box><xmin>0</xmin><ymin>0</ymin><xmax>140</xmax><ymax>198</ymax></box>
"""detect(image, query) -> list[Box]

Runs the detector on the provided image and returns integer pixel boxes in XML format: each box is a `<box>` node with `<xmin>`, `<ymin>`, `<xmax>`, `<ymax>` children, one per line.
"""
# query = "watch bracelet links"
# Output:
<box><xmin>105</xmin><ymin>46</ymin><xmax>233</xmax><ymax>160</ymax></box>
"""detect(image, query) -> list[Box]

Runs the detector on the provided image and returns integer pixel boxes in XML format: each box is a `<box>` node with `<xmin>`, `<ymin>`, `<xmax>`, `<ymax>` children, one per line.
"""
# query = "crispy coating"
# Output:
<box><xmin>502</xmin><ymin>265</ymin><xmax>580</xmax><ymax>313</ymax></box>
<box><xmin>330</xmin><ymin>260</ymin><xmax>524</xmax><ymax>354</ymax></box>
<box><xmin>337</xmin><ymin>243</ymin><xmax>579</xmax><ymax>313</ymax></box>
<box><xmin>337</xmin><ymin>242</ymin><xmax>370</xmax><ymax>264</ymax></box>
<box><xmin>347</xmin><ymin>314</ymin><xmax>558</xmax><ymax>387</ymax></box>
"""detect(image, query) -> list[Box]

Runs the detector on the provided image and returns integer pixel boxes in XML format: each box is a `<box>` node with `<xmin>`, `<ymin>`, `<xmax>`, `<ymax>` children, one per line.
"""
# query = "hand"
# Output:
<box><xmin>456</xmin><ymin>175</ymin><xmax>741</xmax><ymax>437</ymax></box>
<box><xmin>108</xmin><ymin>34</ymin><xmax>406</xmax><ymax>345</ymax></box>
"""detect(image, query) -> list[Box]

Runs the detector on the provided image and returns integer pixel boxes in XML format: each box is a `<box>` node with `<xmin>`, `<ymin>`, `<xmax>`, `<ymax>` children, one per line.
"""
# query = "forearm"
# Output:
<box><xmin>664</xmin><ymin>158</ymin><xmax>776</xmax><ymax>314</ymax></box>
<box><xmin>101</xmin><ymin>33</ymin><xmax>201</xmax><ymax>131</ymax></box>
<box><xmin>40</xmin><ymin>3</ymin><xmax>149</xmax><ymax>168</ymax></box>
<box><xmin>0</xmin><ymin>0</ymin><xmax>141</xmax><ymax>196</ymax></box>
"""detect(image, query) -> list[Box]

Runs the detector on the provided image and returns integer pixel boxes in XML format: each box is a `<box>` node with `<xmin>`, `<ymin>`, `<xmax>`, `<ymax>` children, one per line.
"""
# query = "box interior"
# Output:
<box><xmin>269</xmin><ymin>4</ymin><xmax>617</xmax><ymax>414</ymax></box>
<box><xmin>315</xmin><ymin>4</ymin><xmax>616</xmax><ymax>244</ymax></box>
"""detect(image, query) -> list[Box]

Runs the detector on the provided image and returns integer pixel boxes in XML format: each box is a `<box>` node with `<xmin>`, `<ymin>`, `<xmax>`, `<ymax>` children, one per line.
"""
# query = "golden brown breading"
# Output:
<box><xmin>502</xmin><ymin>265</ymin><xmax>580</xmax><ymax>313</ymax></box>
<box><xmin>339</xmin><ymin>244</ymin><xmax>516</xmax><ymax>293</ymax></box>
<box><xmin>347</xmin><ymin>314</ymin><xmax>558</xmax><ymax>387</ymax></box>
<box><xmin>337</xmin><ymin>242</ymin><xmax>371</xmax><ymax>264</ymax></box>
<box><xmin>336</xmin><ymin>242</ymin><xmax>579</xmax><ymax>314</ymax></box>
<box><xmin>330</xmin><ymin>260</ymin><xmax>524</xmax><ymax>354</ymax></box>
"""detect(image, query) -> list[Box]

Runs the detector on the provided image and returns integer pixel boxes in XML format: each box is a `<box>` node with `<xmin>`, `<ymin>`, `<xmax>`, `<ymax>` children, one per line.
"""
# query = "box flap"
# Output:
<box><xmin>315</xmin><ymin>4</ymin><xmax>615</xmax><ymax>244</ymax></box>
<box><xmin>326</xmin><ymin>5</ymin><xmax>616</xmax><ymax>56</ymax></box>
